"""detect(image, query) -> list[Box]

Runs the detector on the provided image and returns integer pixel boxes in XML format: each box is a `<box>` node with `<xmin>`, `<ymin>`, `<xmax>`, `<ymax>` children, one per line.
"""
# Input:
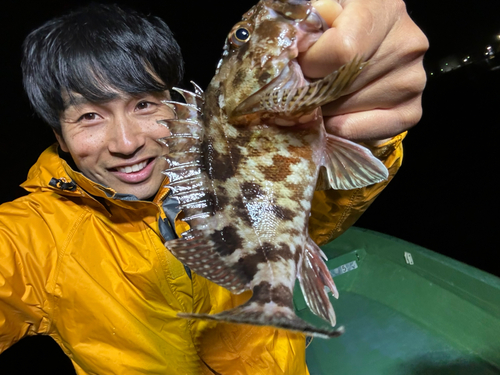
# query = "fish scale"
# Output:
<box><xmin>158</xmin><ymin>0</ymin><xmax>389</xmax><ymax>338</ymax></box>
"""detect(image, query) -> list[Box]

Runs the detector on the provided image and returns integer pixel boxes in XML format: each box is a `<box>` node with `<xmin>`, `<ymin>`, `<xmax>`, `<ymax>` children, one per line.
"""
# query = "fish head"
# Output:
<box><xmin>211</xmin><ymin>0</ymin><xmax>327</xmax><ymax>124</ymax></box>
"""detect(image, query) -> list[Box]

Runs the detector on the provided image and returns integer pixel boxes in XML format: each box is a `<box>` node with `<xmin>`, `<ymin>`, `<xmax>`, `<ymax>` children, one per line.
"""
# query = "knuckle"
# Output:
<box><xmin>336</xmin><ymin>115</ymin><xmax>367</xmax><ymax>141</ymax></box>
<box><xmin>394</xmin><ymin>0</ymin><xmax>408</xmax><ymax>16</ymax></box>
<box><xmin>399</xmin><ymin>65</ymin><xmax>428</xmax><ymax>95</ymax></box>
<box><xmin>325</xmin><ymin>29</ymin><xmax>359</xmax><ymax>66</ymax></box>
<box><xmin>412</xmin><ymin>29</ymin><xmax>430</xmax><ymax>54</ymax></box>
<box><xmin>398</xmin><ymin>98</ymin><xmax>423</xmax><ymax>128</ymax></box>
<box><xmin>325</xmin><ymin>115</ymin><xmax>355</xmax><ymax>140</ymax></box>
<box><xmin>395</xmin><ymin>11</ymin><xmax>429</xmax><ymax>57</ymax></box>
<box><xmin>401</xmin><ymin>29</ymin><xmax>429</xmax><ymax>59</ymax></box>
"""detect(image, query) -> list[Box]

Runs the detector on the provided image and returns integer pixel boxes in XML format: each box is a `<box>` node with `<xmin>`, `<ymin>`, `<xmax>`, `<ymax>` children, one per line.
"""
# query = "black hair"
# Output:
<box><xmin>22</xmin><ymin>3</ymin><xmax>184</xmax><ymax>133</ymax></box>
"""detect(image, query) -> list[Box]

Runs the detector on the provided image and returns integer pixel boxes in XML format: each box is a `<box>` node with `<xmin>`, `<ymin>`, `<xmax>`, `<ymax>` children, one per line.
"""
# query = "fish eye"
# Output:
<box><xmin>230</xmin><ymin>24</ymin><xmax>252</xmax><ymax>47</ymax></box>
<box><xmin>235</xmin><ymin>27</ymin><xmax>250</xmax><ymax>41</ymax></box>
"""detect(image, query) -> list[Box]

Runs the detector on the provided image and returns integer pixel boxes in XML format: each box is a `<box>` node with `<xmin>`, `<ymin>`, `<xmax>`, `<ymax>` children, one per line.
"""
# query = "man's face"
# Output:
<box><xmin>56</xmin><ymin>91</ymin><xmax>173</xmax><ymax>200</ymax></box>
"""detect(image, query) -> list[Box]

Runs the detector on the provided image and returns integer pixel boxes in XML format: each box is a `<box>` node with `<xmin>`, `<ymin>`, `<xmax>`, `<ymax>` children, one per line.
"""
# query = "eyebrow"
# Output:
<box><xmin>63</xmin><ymin>95</ymin><xmax>90</xmax><ymax>109</ymax></box>
<box><xmin>63</xmin><ymin>92</ymin><xmax>120</xmax><ymax>110</ymax></box>
<box><xmin>62</xmin><ymin>90</ymin><xmax>170</xmax><ymax>111</ymax></box>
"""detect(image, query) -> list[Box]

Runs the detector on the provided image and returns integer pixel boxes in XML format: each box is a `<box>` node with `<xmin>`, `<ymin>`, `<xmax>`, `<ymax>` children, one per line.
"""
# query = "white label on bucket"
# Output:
<box><xmin>404</xmin><ymin>252</ymin><xmax>414</xmax><ymax>265</ymax></box>
<box><xmin>330</xmin><ymin>261</ymin><xmax>358</xmax><ymax>277</ymax></box>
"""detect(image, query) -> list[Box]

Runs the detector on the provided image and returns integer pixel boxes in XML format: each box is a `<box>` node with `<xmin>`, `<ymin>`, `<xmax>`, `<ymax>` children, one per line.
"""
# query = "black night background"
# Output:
<box><xmin>0</xmin><ymin>0</ymin><xmax>499</xmax><ymax>373</ymax></box>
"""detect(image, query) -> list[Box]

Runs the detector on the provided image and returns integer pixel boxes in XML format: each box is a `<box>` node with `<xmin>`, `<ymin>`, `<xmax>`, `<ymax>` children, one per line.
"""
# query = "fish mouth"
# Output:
<box><xmin>228</xmin><ymin>7</ymin><xmax>327</xmax><ymax>122</ymax></box>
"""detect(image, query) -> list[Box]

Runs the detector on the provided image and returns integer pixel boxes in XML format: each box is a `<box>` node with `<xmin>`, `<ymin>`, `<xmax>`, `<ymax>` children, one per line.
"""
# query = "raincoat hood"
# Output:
<box><xmin>21</xmin><ymin>144</ymin><xmax>172</xmax><ymax>212</ymax></box>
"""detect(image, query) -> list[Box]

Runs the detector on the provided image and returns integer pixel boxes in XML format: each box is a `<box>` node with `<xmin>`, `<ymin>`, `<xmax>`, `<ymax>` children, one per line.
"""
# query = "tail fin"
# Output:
<box><xmin>178</xmin><ymin>302</ymin><xmax>343</xmax><ymax>339</ymax></box>
<box><xmin>298</xmin><ymin>237</ymin><xmax>338</xmax><ymax>326</ymax></box>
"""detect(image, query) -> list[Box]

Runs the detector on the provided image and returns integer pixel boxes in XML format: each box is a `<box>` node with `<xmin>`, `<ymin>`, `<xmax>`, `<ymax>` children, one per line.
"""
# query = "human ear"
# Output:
<box><xmin>53</xmin><ymin>129</ymin><xmax>70</xmax><ymax>152</ymax></box>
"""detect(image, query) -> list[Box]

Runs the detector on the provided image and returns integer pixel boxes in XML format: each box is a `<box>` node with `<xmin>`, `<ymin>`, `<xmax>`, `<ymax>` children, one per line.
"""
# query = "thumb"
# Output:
<box><xmin>311</xmin><ymin>0</ymin><xmax>343</xmax><ymax>28</ymax></box>
<box><xmin>299</xmin><ymin>0</ymin><xmax>388</xmax><ymax>78</ymax></box>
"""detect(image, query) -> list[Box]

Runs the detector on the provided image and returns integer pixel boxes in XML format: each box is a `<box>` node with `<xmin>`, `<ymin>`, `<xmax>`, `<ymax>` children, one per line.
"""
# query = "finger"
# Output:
<box><xmin>311</xmin><ymin>0</ymin><xmax>343</xmax><ymax>27</ymax></box>
<box><xmin>321</xmin><ymin>58</ymin><xmax>427</xmax><ymax>116</ymax></box>
<box><xmin>323</xmin><ymin>95</ymin><xmax>423</xmax><ymax>142</ymax></box>
<box><xmin>299</xmin><ymin>0</ymin><xmax>395</xmax><ymax>78</ymax></box>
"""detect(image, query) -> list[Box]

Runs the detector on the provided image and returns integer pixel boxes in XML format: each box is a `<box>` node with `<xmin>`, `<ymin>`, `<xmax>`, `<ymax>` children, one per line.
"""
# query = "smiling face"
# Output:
<box><xmin>56</xmin><ymin>90</ymin><xmax>173</xmax><ymax>200</ymax></box>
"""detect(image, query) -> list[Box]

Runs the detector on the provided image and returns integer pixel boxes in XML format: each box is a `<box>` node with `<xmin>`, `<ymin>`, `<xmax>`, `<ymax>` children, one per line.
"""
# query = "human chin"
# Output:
<box><xmin>112</xmin><ymin>176</ymin><xmax>163</xmax><ymax>200</ymax></box>
<box><xmin>104</xmin><ymin>157</ymin><xmax>164</xmax><ymax>197</ymax></box>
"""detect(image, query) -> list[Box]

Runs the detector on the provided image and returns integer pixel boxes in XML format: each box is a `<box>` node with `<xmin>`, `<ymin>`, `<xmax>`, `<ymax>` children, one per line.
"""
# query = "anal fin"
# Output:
<box><xmin>298</xmin><ymin>237</ymin><xmax>338</xmax><ymax>326</ymax></box>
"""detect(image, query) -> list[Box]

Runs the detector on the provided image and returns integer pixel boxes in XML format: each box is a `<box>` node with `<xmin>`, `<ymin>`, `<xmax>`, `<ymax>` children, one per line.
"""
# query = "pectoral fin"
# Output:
<box><xmin>323</xmin><ymin>134</ymin><xmax>389</xmax><ymax>190</ymax></box>
<box><xmin>233</xmin><ymin>56</ymin><xmax>367</xmax><ymax>118</ymax></box>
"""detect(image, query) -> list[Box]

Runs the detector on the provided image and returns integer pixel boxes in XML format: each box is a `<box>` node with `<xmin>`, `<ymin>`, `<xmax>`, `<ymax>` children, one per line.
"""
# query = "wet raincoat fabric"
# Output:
<box><xmin>0</xmin><ymin>132</ymin><xmax>405</xmax><ymax>374</ymax></box>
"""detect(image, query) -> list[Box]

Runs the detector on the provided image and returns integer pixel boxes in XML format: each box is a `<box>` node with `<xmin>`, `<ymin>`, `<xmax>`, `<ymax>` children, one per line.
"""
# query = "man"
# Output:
<box><xmin>0</xmin><ymin>1</ymin><xmax>427</xmax><ymax>374</ymax></box>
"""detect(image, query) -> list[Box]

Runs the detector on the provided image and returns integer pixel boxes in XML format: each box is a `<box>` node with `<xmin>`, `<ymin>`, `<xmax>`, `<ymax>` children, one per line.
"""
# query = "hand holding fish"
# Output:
<box><xmin>300</xmin><ymin>0</ymin><xmax>429</xmax><ymax>144</ymax></box>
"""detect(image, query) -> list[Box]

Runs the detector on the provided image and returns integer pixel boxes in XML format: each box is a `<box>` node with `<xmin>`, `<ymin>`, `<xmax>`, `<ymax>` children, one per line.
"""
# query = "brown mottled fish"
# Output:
<box><xmin>158</xmin><ymin>0</ymin><xmax>388</xmax><ymax>338</ymax></box>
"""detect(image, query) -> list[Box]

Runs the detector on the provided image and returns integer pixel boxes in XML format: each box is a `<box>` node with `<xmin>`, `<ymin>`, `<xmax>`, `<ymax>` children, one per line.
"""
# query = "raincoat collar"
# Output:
<box><xmin>21</xmin><ymin>144</ymin><xmax>171</xmax><ymax>207</ymax></box>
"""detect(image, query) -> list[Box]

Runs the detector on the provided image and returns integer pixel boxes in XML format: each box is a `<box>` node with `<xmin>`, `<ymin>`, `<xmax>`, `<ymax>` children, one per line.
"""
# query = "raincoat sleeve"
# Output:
<box><xmin>0</xmin><ymin>199</ymin><xmax>51</xmax><ymax>353</ymax></box>
<box><xmin>309</xmin><ymin>132</ymin><xmax>406</xmax><ymax>246</ymax></box>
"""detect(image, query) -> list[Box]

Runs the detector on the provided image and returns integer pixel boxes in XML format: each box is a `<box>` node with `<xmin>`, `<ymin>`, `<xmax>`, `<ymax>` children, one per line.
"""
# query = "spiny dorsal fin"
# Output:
<box><xmin>160</xmin><ymin>83</ymin><xmax>262</xmax><ymax>299</ymax></box>
<box><xmin>162</xmin><ymin>152</ymin><xmax>201</xmax><ymax>170</ymax></box>
<box><xmin>160</xmin><ymin>84</ymin><xmax>251</xmax><ymax>293</ymax></box>
<box><xmin>158</xmin><ymin>119</ymin><xmax>203</xmax><ymax>140</ymax></box>
<box><xmin>172</xmin><ymin>81</ymin><xmax>205</xmax><ymax>108</ymax></box>
<box><xmin>157</xmin><ymin>83</ymin><xmax>210</xmax><ymax>230</ymax></box>
<box><xmin>161</xmin><ymin>101</ymin><xmax>200</xmax><ymax>121</ymax></box>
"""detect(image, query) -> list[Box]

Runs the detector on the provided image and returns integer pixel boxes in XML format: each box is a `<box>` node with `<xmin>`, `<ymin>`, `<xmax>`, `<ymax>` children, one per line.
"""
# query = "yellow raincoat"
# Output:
<box><xmin>0</xmin><ymin>133</ymin><xmax>405</xmax><ymax>374</ymax></box>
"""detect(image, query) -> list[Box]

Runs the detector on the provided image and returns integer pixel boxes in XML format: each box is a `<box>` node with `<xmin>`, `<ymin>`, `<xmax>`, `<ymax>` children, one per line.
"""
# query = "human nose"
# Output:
<box><xmin>107</xmin><ymin>115</ymin><xmax>145</xmax><ymax>157</ymax></box>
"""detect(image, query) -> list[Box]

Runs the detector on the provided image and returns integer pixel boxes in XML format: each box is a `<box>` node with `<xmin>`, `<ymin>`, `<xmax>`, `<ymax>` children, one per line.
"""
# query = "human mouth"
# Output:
<box><xmin>111</xmin><ymin>158</ymin><xmax>156</xmax><ymax>184</ymax></box>
<box><xmin>116</xmin><ymin>160</ymin><xmax>148</xmax><ymax>174</ymax></box>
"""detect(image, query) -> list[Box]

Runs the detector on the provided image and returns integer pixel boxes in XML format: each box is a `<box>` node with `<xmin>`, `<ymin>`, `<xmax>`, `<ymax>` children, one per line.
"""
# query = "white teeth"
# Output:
<box><xmin>117</xmin><ymin>160</ymin><xmax>148</xmax><ymax>174</ymax></box>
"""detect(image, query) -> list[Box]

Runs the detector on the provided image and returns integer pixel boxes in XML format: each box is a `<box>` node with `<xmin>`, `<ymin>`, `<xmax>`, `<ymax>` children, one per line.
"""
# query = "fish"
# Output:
<box><xmin>158</xmin><ymin>0</ymin><xmax>388</xmax><ymax>338</ymax></box>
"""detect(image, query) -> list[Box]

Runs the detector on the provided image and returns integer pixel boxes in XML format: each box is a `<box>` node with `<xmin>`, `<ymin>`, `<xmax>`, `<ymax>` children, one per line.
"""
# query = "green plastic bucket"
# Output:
<box><xmin>295</xmin><ymin>227</ymin><xmax>500</xmax><ymax>374</ymax></box>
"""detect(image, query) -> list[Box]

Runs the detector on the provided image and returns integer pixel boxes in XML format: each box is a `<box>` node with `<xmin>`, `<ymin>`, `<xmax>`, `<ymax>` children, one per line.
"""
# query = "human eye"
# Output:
<box><xmin>135</xmin><ymin>100</ymin><xmax>157</xmax><ymax>112</ymax></box>
<box><xmin>77</xmin><ymin>112</ymin><xmax>101</xmax><ymax>122</ymax></box>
